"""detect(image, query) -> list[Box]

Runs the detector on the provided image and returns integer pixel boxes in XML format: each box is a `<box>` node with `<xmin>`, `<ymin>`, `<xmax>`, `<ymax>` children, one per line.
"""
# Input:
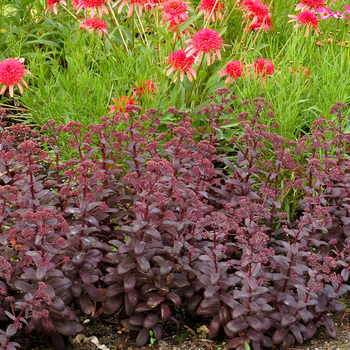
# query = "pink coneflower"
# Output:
<box><xmin>45</xmin><ymin>0</ymin><xmax>67</xmax><ymax>14</ymax></box>
<box><xmin>332</xmin><ymin>10</ymin><xmax>349</xmax><ymax>20</ymax></box>
<box><xmin>249</xmin><ymin>58</ymin><xmax>274</xmax><ymax>88</ymax></box>
<box><xmin>158</xmin><ymin>0</ymin><xmax>193</xmax><ymax>24</ymax></box>
<box><xmin>132</xmin><ymin>80</ymin><xmax>158</xmax><ymax>99</ymax></box>
<box><xmin>197</xmin><ymin>0</ymin><xmax>225</xmax><ymax>22</ymax></box>
<box><xmin>108</xmin><ymin>96</ymin><xmax>135</xmax><ymax>114</ymax></box>
<box><xmin>113</xmin><ymin>0</ymin><xmax>148</xmax><ymax>18</ymax></box>
<box><xmin>345</xmin><ymin>5</ymin><xmax>350</xmax><ymax>15</ymax></box>
<box><xmin>254</xmin><ymin>58</ymin><xmax>274</xmax><ymax>77</ymax></box>
<box><xmin>288</xmin><ymin>10</ymin><xmax>319</xmax><ymax>37</ymax></box>
<box><xmin>242</xmin><ymin>0</ymin><xmax>272</xmax><ymax>33</ymax></box>
<box><xmin>167</xmin><ymin>50</ymin><xmax>196</xmax><ymax>82</ymax></box>
<box><xmin>76</xmin><ymin>0</ymin><xmax>110</xmax><ymax>18</ymax></box>
<box><xmin>316</xmin><ymin>7</ymin><xmax>333</xmax><ymax>20</ymax></box>
<box><xmin>295</xmin><ymin>0</ymin><xmax>325</xmax><ymax>12</ymax></box>
<box><xmin>80</xmin><ymin>18</ymin><xmax>108</xmax><ymax>36</ymax></box>
<box><xmin>218</xmin><ymin>61</ymin><xmax>244</xmax><ymax>84</ymax></box>
<box><xmin>185</xmin><ymin>29</ymin><xmax>224</xmax><ymax>66</ymax></box>
<box><xmin>0</xmin><ymin>58</ymin><xmax>32</xmax><ymax>97</ymax></box>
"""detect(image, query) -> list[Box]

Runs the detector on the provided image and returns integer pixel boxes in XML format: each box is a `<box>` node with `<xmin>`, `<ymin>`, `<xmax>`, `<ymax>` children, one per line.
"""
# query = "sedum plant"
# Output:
<box><xmin>0</xmin><ymin>93</ymin><xmax>350</xmax><ymax>349</ymax></box>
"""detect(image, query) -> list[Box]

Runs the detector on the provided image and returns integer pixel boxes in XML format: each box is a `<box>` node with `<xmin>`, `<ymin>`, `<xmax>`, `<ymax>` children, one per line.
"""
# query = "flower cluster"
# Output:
<box><xmin>241</xmin><ymin>0</ymin><xmax>273</xmax><ymax>33</ymax></box>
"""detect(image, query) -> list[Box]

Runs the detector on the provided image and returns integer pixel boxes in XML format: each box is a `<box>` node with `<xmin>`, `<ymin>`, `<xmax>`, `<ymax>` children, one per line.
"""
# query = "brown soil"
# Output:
<box><xmin>12</xmin><ymin>296</ymin><xmax>350</xmax><ymax>350</ymax></box>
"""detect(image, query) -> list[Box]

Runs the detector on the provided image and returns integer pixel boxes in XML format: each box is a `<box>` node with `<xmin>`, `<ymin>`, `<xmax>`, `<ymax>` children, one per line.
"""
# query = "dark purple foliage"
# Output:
<box><xmin>0</xmin><ymin>96</ymin><xmax>350</xmax><ymax>350</ymax></box>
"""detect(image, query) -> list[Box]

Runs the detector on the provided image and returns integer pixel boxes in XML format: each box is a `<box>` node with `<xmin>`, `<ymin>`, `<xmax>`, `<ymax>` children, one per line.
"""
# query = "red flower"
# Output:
<box><xmin>185</xmin><ymin>29</ymin><xmax>224</xmax><ymax>66</ymax></box>
<box><xmin>254</xmin><ymin>58</ymin><xmax>274</xmax><ymax>77</ymax></box>
<box><xmin>167</xmin><ymin>50</ymin><xmax>196</xmax><ymax>82</ymax></box>
<box><xmin>113</xmin><ymin>0</ymin><xmax>149</xmax><ymax>18</ymax></box>
<box><xmin>295</xmin><ymin>0</ymin><xmax>325</xmax><ymax>12</ymax></box>
<box><xmin>288</xmin><ymin>10</ymin><xmax>319</xmax><ymax>37</ymax></box>
<box><xmin>132</xmin><ymin>80</ymin><xmax>158</xmax><ymax>99</ymax></box>
<box><xmin>159</xmin><ymin>0</ymin><xmax>193</xmax><ymax>24</ymax></box>
<box><xmin>218</xmin><ymin>61</ymin><xmax>244</xmax><ymax>84</ymax></box>
<box><xmin>242</xmin><ymin>0</ymin><xmax>272</xmax><ymax>32</ymax></box>
<box><xmin>108</xmin><ymin>96</ymin><xmax>135</xmax><ymax>114</ymax></box>
<box><xmin>197</xmin><ymin>0</ymin><xmax>225</xmax><ymax>22</ymax></box>
<box><xmin>76</xmin><ymin>0</ymin><xmax>110</xmax><ymax>18</ymax></box>
<box><xmin>0</xmin><ymin>58</ymin><xmax>32</xmax><ymax>97</ymax></box>
<box><xmin>45</xmin><ymin>0</ymin><xmax>67</xmax><ymax>14</ymax></box>
<box><xmin>79</xmin><ymin>18</ymin><xmax>108</xmax><ymax>36</ymax></box>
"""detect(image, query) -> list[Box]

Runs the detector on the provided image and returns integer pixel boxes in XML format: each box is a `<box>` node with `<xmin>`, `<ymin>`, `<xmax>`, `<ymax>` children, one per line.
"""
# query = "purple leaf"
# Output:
<box><xmin>231</xmin><ymin>306</ymin><xmax>249</xmax><ymax>319</ymax></box>
<box><xmin>246</xmin><ymin>329</ymin><xmax>262</xmax><ymax>343</ymax></box>
<box><xmin>106</xmin><ymin>284</ymin><xmax>124</xmax><ymax>297</ymax></box>
<box><xmin>6</xmin><ymin>324</ymin><xmax>17</xmax><ymax>337</ymax></box>
<box><xmin>42</xmin><ymin>316</ymin><xmax>56</xmax><ymax>335</ymax></box>
<box><xmin>134</xmin><ymin>241</ymin><xmax>146</xmax><ymax>255</ymax></box>
<box><xmin>135</xmin><ymin>328</ymin><xmax>150</xmax><ymax>347</ymax></box>
<box><xmin>220</xmin><ymin>293</ymin><xmax>239</xmax><ymax>309</ymax></box>
<box><xmin>78</xmin><ymin>294</ymin><xmax>93</xmax><ymax>315</ymax></box>
<box><xmin>124</xmin><ymin>274</ymin><xmax>136</xmax><ymax>293</ymax></box>
<box><xmin>103</xmin><ymin>295</ymin><xmax>122</xmax><ymax>315</ymax></box>
<box><xmin>135</xmin><ymin>256</ymin><xmax>150</xmax><ymax>273</ymax></box>
<box><xmin>219</xmin><ymin>306</ymin><xmax>230</xmax><ymax>326</ymax></box>
<box><xmin>117</xmin><ymin>262</ymin><xmax>135</xmax><ymax>274</ymax></box>
<box><xmin>272</xmin><ymin>327</ymin><xmax>288</xmax><ymax>344</ymax></box>
<box><xmin>247</xmin><ymin>317</ymin><xmax>262</xmax><ymax>331</ymax></box>
<box><xmin>129</xmin><ymin>316</ymin><xmax>145</xmax><ymax>326</ymax></box>
<box><xmin>127</xmin><ymin>288</ymin><xmax>138</xmax><ymax>308</ymax></box>
<box><xmin>281</xmin><ymin>314</ymin><xmax>296</xmax><ymax>327</ymax></box>
<box><xmin>166</xmin><ymin>293</ymin><xmax>181</xmax><ymax>307</ymax></box>
<box><xmin>209</xmin><ymin>315</ymin><xmax>221</xmax><ymax>338</ymax></box>
<box><xmin>204</xmin><ymin>286</ymin><xmax>220</xmax><ymax>299</ymax></box>
<box><xmin>147</xmin><ymin>296</ymin><xmax>165</xmax><ymax>309</ymax></box>
<box><xmin>289</xmin><ymin>323</ymin><xmax>303</xmax><ymax>344</ymax></box>
<box><xmin>225</xmin><ymin>319</ymin><xmax>248</xmax><ymax>334</ymax></box>
<box><xmin>143</xmin><ymin>314</ymin><xmax>158</xmax><ymax>329</ymax></box>
<box><xmin>152</xmin><ymin>324</ymin><xmax>163</xmax><ymax>340</ymax></box>
<box><xmin>159</xmin><ymin>304</ymin><xmax>170</xmax><ymax>322</ymax></box>
<box><xmin>121</xmin><ymin>319</ymin><xmax>142</xmax><ymax>331</ymax></box>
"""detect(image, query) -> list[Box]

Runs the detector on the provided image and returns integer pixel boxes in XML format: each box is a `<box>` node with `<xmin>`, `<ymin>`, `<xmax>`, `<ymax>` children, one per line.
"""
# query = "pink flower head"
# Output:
<box><xmin>242</xmin><ymin>0</ymin><xmax>272</xmax><ymax>33</ymax></box>
<box><xmin>185</xmin><ymin>29</ymin><xmax>224</xmax><ymax>66</ymax></box>
<box><xmin>108</xmin><ymin>96</ymin><xmax>135</xmax><ymax>114</ymax></box>
<box><xmin>332</xmin><ymin>10</ymin><xmax>349</xmax><ymax>20</ymax></box>
<box><xmin>316</xmin><ymin>7</ymin><xmax>333</xmax><ymax>20</ymax></box>
<box><xmin>167</xmin><ymin>50</ymin><xmax>196</xmax><ymax>82</ymax></box>
<box><xmin>113</xmin><ymin>0</ymin><xmax>148</xmax><ymax>18</ymax></box>
<box><xmin>132</xmin><ymin>80</ymin><xmax>158</xmax><ymax>99</ymax></box>
<box><xmin>345</xmin><ymin>5</ymin><xmax>350</xmax><ymax>15</ymax></box>
<box><xmin>218</xmin><ymin>61</ymin><xmax>244</xmax><ymax>84</ymax></box>
<box><xmin>295</xmin><ymin>0</ymin><xmax>325</xmax><ymax>12</ymax></box>
<box><xmin>254</xmin><ymin>58</ymin><xmax>274</xmax><ymax>77</ymax></box>
<box><xmin>76</xmin><ymin>0</ymin><xmax>110</xmax><ymax>18</ymax></box>
<box><xmin>80</xmin><ymin>18</ymin><xmax>108</xmax><ymax>36</ymax></box>
<box><xmin>197</xmin><ymin>0</ymin><xmax>225</xmax><ymax>22</ymax></box>
<box><xmin>288</xmin><ymin>10</ymin><xmax>319</xmax><ymax>37</ymax></box>
<box><xmin>0</xmin><ymin>58</ymin><xmax>32</xmax><ymax>97</ymax></box>
<box><xmin>159</xmin><ymin>0</ymin><xmax>193</xmax><ymax>24</ymax></box>
<box><xmin>45</xmin><ymin>0</ymin><xmax>67</xmax><ymax>14</ymax></box>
